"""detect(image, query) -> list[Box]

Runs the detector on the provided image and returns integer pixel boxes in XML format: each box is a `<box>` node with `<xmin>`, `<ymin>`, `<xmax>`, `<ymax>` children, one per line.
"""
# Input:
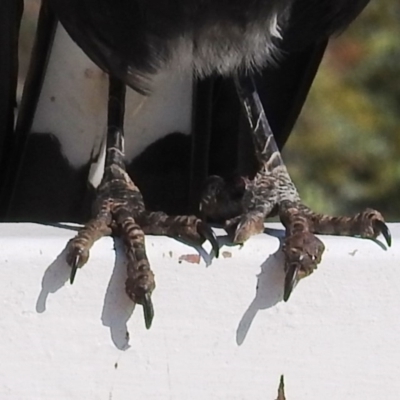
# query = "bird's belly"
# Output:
<box><xmin>31</xmin><ymin>24</ymin><xmax>193</xmax><ymax>173</ymax></box>
<box><xmin>190</xmin><ymin>11</ymin><xmax>282</xmax><ymax>76</ymax></box>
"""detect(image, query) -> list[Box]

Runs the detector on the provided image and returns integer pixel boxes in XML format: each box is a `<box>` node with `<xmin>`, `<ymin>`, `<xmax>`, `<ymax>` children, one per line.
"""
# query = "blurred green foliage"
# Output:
<box><xmin>284</xmin><ymin>0</ymin><xmax>400</xmax><ymax>220</ymax></box>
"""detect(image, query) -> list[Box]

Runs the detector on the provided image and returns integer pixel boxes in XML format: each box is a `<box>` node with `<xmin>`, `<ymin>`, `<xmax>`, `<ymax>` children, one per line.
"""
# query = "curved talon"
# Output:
<box><xmin>69</xmin><ymin>254</ymin><xmax>80</xmax><ymax>284</ymax></box>
<box><xmin>197</xmin><ymin>221</ymin><xmax>220</xmax><ymax>258</ymax></box>
<box><xmin>284</xmin><ymin>264</ymin><xmax>299</xmax><ymax>302</ymax></box>
<box><xmin>142</xmin><ymin>293</ymin><xmax>154</xmax><ymax>330</ymax></box>
<box><xmin>374</xmin><ymin>220</ymin><xmax>392</xmax><ymax>247</ymax></box>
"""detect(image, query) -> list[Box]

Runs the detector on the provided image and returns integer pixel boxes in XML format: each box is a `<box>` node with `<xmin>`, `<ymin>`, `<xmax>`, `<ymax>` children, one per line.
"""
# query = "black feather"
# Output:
<box><xmin>48</xmin><ymin>0</ymin><xmax>369</xmax><ymax>94</ymax></box>
<box><xmin>0</xmin><ymin>0</ymin><xmax>23</xmax><ymax>176</ymax></box>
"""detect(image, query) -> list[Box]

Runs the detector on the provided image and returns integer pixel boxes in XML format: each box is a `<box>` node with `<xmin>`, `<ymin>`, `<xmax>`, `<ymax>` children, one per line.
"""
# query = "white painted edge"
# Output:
<box><xmin>0</xmin><ymin>223</ymin><xmax>399</xmax><ymax>399</ymax></box>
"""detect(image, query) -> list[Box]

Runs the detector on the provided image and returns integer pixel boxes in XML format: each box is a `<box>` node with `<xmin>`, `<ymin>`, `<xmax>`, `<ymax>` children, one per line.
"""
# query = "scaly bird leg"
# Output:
<box><xmin>65</xmin><ymin>77</ymin><xmax>218</xmax><ymax>329</ymax></box>
<box><xmin>202</xmin><ymin>74</ymin><xmax>390</xmax><ymax>302</ymax></box>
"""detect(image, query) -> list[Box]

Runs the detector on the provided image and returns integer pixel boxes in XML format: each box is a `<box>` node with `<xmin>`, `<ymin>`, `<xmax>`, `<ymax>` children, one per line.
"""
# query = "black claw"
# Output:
<box><xmin>142</xmin><ymin>293</ymin><xmax>154</xmax><ymax>330</ymax></box>
<box><xmin>374</xmin><ymin>220</ymin><xmax>392</xmax><ymax>247</ymax></box>
<box><xmin>197</xmin><ymin>221</ymin><xmax>220</xmax><ymax>258</ymax></box>
<box><xmin>70</xmin><ymin>255</ymin><xmax>80</xmax><ymax>284</ymax></box>
<box><xmin>284</xmin><ymin>264</ymin><xmax>299</xmax><ymax>302</ymax></box>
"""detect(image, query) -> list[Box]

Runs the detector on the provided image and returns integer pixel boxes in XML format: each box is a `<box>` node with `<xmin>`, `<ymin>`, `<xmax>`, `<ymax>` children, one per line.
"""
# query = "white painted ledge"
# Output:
<box><xmin>0</xmin><ymin>223</ymin><xmax>399</xmax><ymax>399</ymax></box>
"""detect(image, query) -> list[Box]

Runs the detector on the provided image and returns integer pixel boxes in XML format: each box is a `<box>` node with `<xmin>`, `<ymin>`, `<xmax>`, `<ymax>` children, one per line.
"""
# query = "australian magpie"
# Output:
<box><xmin>1</xmin><ymin>0</ymin><xmax>390</xmax><ymax>327</ymax></box>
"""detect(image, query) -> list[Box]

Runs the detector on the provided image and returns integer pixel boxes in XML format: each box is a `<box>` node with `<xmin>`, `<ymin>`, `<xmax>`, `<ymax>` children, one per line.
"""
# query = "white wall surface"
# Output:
<box><xmin>0</xmin><ymin>223</ymin><xmax>399</xmax><ymax>399</ymax></box>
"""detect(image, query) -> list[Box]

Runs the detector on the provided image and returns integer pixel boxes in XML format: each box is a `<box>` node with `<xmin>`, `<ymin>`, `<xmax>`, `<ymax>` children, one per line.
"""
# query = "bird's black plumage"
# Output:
<box><xmin>48</xmin><ymin>0</ymin><xmax>369</xmax><ymax>94</ymax></box>
<box><xmin>45</xmin><ymin>0</ymin><xmax>370</xmax><ymax>196</ymax></box>
<box><xmin>0</xmin><ymin>0</ymin><xmax>371</xmax><ymax>221</ymax></box>
<box><xmin>0</xmin><ymin>0</ymin><xmax>23</xmax><ymax>185</ymax></box>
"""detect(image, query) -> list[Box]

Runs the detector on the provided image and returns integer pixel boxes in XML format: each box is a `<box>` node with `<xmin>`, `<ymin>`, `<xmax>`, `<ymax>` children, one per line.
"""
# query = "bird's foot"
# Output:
<box><xmin>201</xmin><ymin>171</ymin><xmax>390</xmax><ymax>301</ymax></box>
<box><xmin>279</xmin><ymin>204</ymin><xmax>325</xmax><ymax>301</ymax></box>
<box><xmin>65</xmin><ymin>164</ymin><xmax>218</xmax><ymax>328</ymax></box>
<box><xmin>279</xmin><ymin>201</ymin><xmax>390</xmax><ymax>300</ymax></box>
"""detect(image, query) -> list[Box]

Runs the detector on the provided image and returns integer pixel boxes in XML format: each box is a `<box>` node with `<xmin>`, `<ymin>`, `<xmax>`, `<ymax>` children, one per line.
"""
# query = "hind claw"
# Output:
<box><xmin>197</xmin><ymin>221</ymin><xmax>220</xmax><ymax>258</ymax></box>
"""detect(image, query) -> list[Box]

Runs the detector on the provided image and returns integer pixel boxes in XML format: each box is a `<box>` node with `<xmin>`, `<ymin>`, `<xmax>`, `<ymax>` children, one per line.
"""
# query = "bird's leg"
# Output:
<box><xmin>65</xmin><ymin>77</ymin><xmax>157</xmax><ymax>326</ymax></box>
<box><xmin>202</xmin><ymin>74</ymin><xmax>390</xmax><ymax>301</ymax></box>
<box><xmin>65</xmin><ymin>76</ymin><xmax>218</xmax><ymax>329</ymax></box>
<box><xmin>233</xmin><ymin>74</ymin><xmax>326</xmax><ymax>301</ymax></box>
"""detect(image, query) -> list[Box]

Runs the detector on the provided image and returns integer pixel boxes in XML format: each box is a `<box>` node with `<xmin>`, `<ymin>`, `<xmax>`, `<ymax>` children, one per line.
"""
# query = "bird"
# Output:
<box><xmin>2</xmin><ymin>0</ymin><xmax>391</xmax><ymax>327</ymax></box>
